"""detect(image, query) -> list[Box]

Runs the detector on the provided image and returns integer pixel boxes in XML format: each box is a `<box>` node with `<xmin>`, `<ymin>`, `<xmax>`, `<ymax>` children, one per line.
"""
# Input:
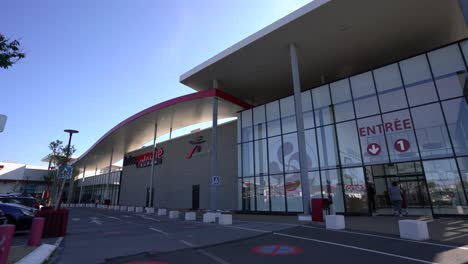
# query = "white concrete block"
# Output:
<box><xmin>113</xmin><ymin>205</ymin><xmax>120</xmax><ymax>210</ymax></box>
<box><xmin>185</xmin><ymin>212</ymin><xmax>196</xmax><ymax>221</ymax></box>
<box><xmin>169</xmin><ymin>211</ymin><xmax>179</xmax><ymax>219</ymax></box>
<box><xmin>218</xmin><ymin>214</ymin><xmax>232</xmax><ymax>225</ymax></box>
<box><xmin>298</xmin><ymin>215</ymin><xmax>312</xmax><ymax>221</ymax></box>
<box><xmin>157</xmin><ymin>209</ymin><xmax>167</xmax><ymax>216</ymax></box>
<box><xmin>203</xmin><ymin>212</ymin><xmax>220</xmax><ymax>223</ymax></box>
<box><xmin>325</xmin><ymin>215</ymin><xmax>345</xmax><ymax>230</ymax></box>
<box><xmin>127</xmin><ymin>206</ymin><xmax>135</xmax><ymax>212</ymax></box>
<box><xmin>145</xmin><ymin>208</ymin><xmax>155</xmax><ymax>214</ymax></box>
<box><xmin>135</xmin><ymin>207</ymin><xmax>143</xmax><ymax>213</ymax></box>
<box><xmin>120</xmin><ymin>206</ymin><xmax>127</xmax><ymax>211</ymax></box>
<box><xmin>399</xmin><ymin>220</ymin><xmax>429</xmax><ymax>241</ymax></box>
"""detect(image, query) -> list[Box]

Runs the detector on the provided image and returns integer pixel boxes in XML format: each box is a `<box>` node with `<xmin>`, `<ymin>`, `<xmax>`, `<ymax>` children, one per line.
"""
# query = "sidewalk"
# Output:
<box><xmin>232</xmin><ymin>214</ymin><xmax>468</xmax><ymax>246</ymax></box>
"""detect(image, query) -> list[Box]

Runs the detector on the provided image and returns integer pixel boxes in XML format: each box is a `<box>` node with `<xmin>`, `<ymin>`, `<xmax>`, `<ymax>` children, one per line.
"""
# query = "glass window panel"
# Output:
<box><xmin>456</xmin><ymin>157</ymin><xmax>468</xmax><ymax>206</ymax></box>
<box><xmin>241</xmin><ymin>110</ymin><xmax>253</xmax><ymax>142</ymax></box>
<box><xmin>242</xmin><ymin>142</ymin><xmax>254</xmax><ymax>177</ymax></box>
<box><xmin>373</xmin><ymin>63</ymin><xmax>408</xmax><ymax>112</ymax></box>
<box><xmin>331</xmin><ymin>79</ymin><xmax>355</xmax><ymax>122</ymax></box>
<box><xmin>253</xmin><ymin>105</ymin><xmax>266</xmax><ymax>139</ymax></box>
<box><xmin>302</xmin><ymin>90</ymin><xmax>315</xmax><ymax>129</ymax></box>
<box><xmin>237</xmin><ymin>179</ymin><xmax>242</xmax><ymax>210</ymax></box>
<box><xmin>382</xmin><ymin>110</ymin><xmax>420</xmax><ymax>162</ymax></box>
<box><xmin>237</xmin><ymin>113</ymin><xmax>241</xmax><ymax>143</ymax></box>
<box><xmin>309</xmin><ymin>171</ymin><xmax>322</xmax><ymax>199</ymax></box>
<box><xmin>317</xmin><ymin>125</ymin><xmax>339</xmax><ymax>169</ymax></box>
<box><xmin>428</xmin><ymin>44</ymin><xmax>467</xmax><ymax>100</ymax></box>
<box><xmin>266</xmin><ymin>101</ymin><xmax>281</xmax><ymax>137</ymax></box>
<box><xmin>442</xmin><ymin>98</ymin><xmax>468</xmax><ymax>156</ymax></box>
<box><xmin>270</xmin><ymin>174</ymin><xmax>286</xmax><ymax>211</ymax></box>
<box><xmin>280</xmin><ymin>96</ymin><xmax>297</xmax><ymax>134</ymax></box>
<box><xmin>336</xmin><ymin>121</ymin><xmax>362</xmax><ymax>167</ymax></box>
<box><xmin>304</xmin><ymin>129</ymin><xmax>319</xmax><ymax>171</ymax></box>
<box><xmin>357</xmin><ymin>115</ymin><xmax>390</xmax><ymax>165</ymax></box>
<box><xmin>313</xmin><ymin>85</ymin><xmax>334</xmax><ymax>126</ymax></box>
<box><xmin>268</xmin><ymin>136</ymin><xmax>284</xmax><ymax>174</ymax></box>
<box><xmin>242</xmin><ymin>177</ymin><xmax>255</xmax><ymax>211</ymax></box>
<box><xmin>237</xmin><ymin>144</ymin><xmax>242</xmax><ymax>177</ymax></box>
<box><xmin>400</xmin><ymin>55</ymin><xmax>438</xmax><ymax>106</ymax></box>
<box><xmin>255</xmin><ymin>175</ymin><xmax>269</xmax><ymax>211</ymax></box>
<box><xmin>412</xmin><ymin>103</ymin><xmax>453</xmax><ymax>159</ymax></box>
<box><xmin>286</xmin><ymin>173</ymin><xmax>303</xmax><ymax>212</ymax></box>
<box><xmin>351</xmin><ymin>71</ymin><xmax>380</xmax><ymax>118</ymax></box>
<box><xmin>282</xmin><ymin>133</ymin><xmax>300</xmax><ymax>173</ymax></box>
<box><xmin>423</xmin><ymin>159</ymin><xmax>467</xmax><ymax>215</ymax></box>
<box><xmin>342</xmin><ymin>167</ymin><xmax>368</xmax><ymax>214</ymax></box>
<box><xmin>254</xmin><ymin>139</ymin><xmax>268</xmax><ymax>176</ymax></box>
<box><xmin>321</xmin><ymin>169</ymin><xmax>344</xmax><ymax>213</ymax></box>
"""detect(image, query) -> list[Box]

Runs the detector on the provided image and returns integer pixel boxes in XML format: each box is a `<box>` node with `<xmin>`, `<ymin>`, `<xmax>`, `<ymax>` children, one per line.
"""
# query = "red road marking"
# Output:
<box><xmin>252</xmin><ymin>244</ymin><xmax>302</xmax><ymax>256</ymax></box>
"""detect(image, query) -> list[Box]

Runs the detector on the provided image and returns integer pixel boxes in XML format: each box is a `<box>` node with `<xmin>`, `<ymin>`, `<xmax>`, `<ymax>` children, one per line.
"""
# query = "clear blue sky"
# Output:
<box><xmin>0</xmin><ymin>0</ymin><xmax>310</xmax><ymax>166</ymax></box>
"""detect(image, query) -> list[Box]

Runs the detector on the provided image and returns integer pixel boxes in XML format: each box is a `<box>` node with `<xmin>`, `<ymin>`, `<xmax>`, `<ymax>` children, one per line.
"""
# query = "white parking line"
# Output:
<box><xmin>301</xmin><ymin>225</ymin><xmax>468</xmax><ymax>251</ymax></box>
<box><xmin>149</xmin><ymin>227</ymin><xmax>168</xmax><ymax>236</ymax></box>
<box><xmin>180</xmin><ymin>240</ymin><xmax>196</xmax><ymax>247</ymax></box>
<box><xmin>223</xmin><ymin>225</ymin><xmax>271</xmax><ymax>233</ymax></box>
<box><xmin>198</xmin><ymin>249</ymin><xmax>231</xmax><ymax>264</ymax></box>
<box><xmin>107</xmin><ymin>216</ymin><xmax>121</xmax><ymax>221</ymax></box>
<box><xmin>274</xmin><ymin>232</ymin><xmax>437</xmax><ymax>264</ymax></box>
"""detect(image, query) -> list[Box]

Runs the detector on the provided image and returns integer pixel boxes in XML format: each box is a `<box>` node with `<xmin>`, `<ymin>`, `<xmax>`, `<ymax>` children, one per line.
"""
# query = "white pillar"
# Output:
<box><xmin>289</xmin><ymin>43</ymin><xmax>311</xmax><ymax>215</ymax></box>
<box><xmin>210</xmin><ymin>80</ymin><xmax>219</xmax><ymax>211</ymax></box>
<box><xmin>149</xmin><ymin>122</ymin><xmax>158</xmax><ymax>207</ymax></box>
<box><xmin>105</xmin><ymin>147</ymin><xmax>114</xmax><ymax>201</ymax></box>
<box><xmin>78</xmin><ymin>166</ymin><xmax>86</xmax><ymax>204</ymax></box>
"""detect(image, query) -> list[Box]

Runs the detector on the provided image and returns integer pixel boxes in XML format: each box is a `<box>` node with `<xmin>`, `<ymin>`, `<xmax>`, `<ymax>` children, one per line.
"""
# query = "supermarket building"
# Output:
<box><xmin>73</xmin><ymin>0</ymin><xmax>468</xmax><ymax>217</ymax></box>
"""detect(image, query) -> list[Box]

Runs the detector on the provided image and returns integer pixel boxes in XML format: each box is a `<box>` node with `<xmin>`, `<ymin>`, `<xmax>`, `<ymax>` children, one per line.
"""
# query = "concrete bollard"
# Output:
<box><xmin>158</xmin><ymin>209</ymin><xmax>167</xmax><ymax>216</ymax></box>
<box><xmin>325</xmin><ymin>215</ymin><xmax>345</xmax><ymax>230</ymax></box>
<box><xmin>185</xmin><ymin>212</ymin><xmax>196</xmax><ymax>221</ymax></box>
<box><xmin>0</xmin><ymin>225</ymin><xmax>15</xmax><ymax>264</ymax></box>
<box><xmin>203</xmin><ymin>212</ymin><xmax>218</xmax><ymax>223</ymax></box>
<box><xmin>127</xmin><ymin>206</ymin><xmax>135</xmax><ymax>212</ymax></box>
<box><xmin>169</xmin><ymin>211</ymin><xmax>179</xmax><ymax>219</ymax></box>
<box><xmin>135</xmin><ymin>207</ymin><xmax>143</xmax><ymax>213</ymax></box>
<box><xmin>218</xmin><ymin>214</ymin><xmax>232</xmax><ymax>225</ymax></box>
<box><xmin>27</xmin><ymin>217</ymin><xmax>45</xmax><ymax>246</ymax></box>
<box><xmin>145</xmin><ymin>208</ymin><xmax>155</xmax><ymax>214</ymax></box>
<box><xmin>120</xmin><ymin>206</ymin><xmax>128</xmax><ymax>211</ymax></box>
<box><xmin>399</xmin><ymin>220</ymin><xmax>429</xmax><ymax>241</ymax></box>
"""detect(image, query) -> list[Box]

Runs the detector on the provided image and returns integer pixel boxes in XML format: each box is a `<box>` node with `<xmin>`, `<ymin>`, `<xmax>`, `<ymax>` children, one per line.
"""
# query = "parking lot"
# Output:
<box><xmin>50</xmin><ymin>208</ymin><xmax>468</xmax><ymax>264</ymax></box>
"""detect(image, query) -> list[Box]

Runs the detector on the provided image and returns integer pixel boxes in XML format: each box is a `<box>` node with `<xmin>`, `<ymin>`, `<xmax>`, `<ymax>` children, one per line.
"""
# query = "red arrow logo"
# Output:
<box><xmin>367</xmin><ymin>143</ymin><xmax>381</xmax><ymax>156</ymax></box>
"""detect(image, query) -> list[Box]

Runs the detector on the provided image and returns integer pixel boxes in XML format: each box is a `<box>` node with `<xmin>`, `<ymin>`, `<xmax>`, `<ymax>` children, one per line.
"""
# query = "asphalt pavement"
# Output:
<box><xmin>51</xmin><ymin>208</ymin><xmax>468</xmax><ymax>264</ymax></box>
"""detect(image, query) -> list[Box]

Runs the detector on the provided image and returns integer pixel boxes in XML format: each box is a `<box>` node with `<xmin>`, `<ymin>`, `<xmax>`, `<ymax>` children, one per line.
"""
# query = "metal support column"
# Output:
<box><xmin>105</xmin><ymin>147</ymin><xmax>114</xmax><ymax>203</ymax></box>
<box><xmin>289</xmin><ymin>43</ymin><xmax>311</xmax><ymax>216</ymax></box>
<box><xmin>92</xmin><ymin>166</ymin><xmax>97</xmax><ymax>202</ymax></box>
<box><xmin>210</xmin><ymin>80</ymin><xmax>219</xmax><ymax>211</ymax></box>
<box><xmin>78</xmin><ymin>166</ymin><xmax>86</xmax><ymax>204</ymax></box>
<box><xmin>149</xmin><ymin>122</ymin><xmax>158</xmax><ymax>207</ymax></box>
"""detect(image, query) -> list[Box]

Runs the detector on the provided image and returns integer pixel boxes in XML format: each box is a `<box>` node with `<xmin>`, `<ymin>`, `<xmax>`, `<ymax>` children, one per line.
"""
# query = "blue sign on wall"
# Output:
<box><xmin>57</xmin><ymin>165</ymin><xmax>73</xmax><ymax>179</ymax></box>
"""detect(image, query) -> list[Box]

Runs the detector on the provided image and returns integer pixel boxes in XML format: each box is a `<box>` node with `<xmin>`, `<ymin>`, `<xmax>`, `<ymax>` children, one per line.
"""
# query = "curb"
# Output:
<box><xmin>15</xmin><ymin>237</ymin><xmax>64</xmax><ymax>264</ymax></box>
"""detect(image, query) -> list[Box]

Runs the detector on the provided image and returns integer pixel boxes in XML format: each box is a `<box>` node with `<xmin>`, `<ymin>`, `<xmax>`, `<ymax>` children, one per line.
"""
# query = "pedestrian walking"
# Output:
<box><xmin>389</xmin><ymin>181</ymin><xmax>403</xmax><ymax>216</ymax></box>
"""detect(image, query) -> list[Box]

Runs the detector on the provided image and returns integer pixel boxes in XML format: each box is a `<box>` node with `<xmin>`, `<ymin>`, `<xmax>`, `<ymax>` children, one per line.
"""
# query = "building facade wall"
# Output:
<box><xmin>120</xmin><ymin>121</ymin><xmax>237</xmax><ymax>210</ymax></box>
<box><xmin>238</xmin><ymin>39</ymin><xmax>468</xmax><ymax>216</ymax></box>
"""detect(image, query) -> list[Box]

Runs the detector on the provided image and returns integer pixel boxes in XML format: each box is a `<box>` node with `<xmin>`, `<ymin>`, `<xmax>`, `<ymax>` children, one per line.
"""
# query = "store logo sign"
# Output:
<box><xmin>123</xmin><ymin>148</ymin><xmax>164</xmax><ymax>168</ymax></box>
<box><xmin>186</xmin><ymin>136</ymin><xmax>206</xmax><ymax>159</ymax></box>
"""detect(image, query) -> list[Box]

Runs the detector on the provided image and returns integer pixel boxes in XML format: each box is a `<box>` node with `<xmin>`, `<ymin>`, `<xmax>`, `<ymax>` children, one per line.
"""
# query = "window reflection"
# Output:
<box><xmin>255</xmin><ymin>175</ymin><xmax>269</xmax><ymax>211</ymax></box>
<box><xmin>266</xmin><ymin>101</ymin><xmax>281</xmax><ymax>137</ymax></box>
<box><xmin>242</xmin><ymin>177</ymin><xmax>255</xmax><ymax>211</ymax></box>
<box><xmin>331</xmin><ymin>79</ymin><xmax>355</xmax><ymax>122</ymax></box>
<box><xmin>423</xmin><ymin>159</ymin><xmax>467</xmax><ymax>215</ymax></box>
<box><xmin>254</xmin><ymin>139</ymin><xmax>268</xmax><ymax>176</ymax></box>
<box><xmin>442</xmin><ymin>98</ymin><xmax>468</xmax><ymax>156</ymax></box>
<box><xmin>282</xmin><ymin>133</ymin><xmax>300</xmax><ymax>173</ymax></box>
<box><xmin>373</xmin><ymin>63</ymin><xmax>408</xmax><ymax>112</ymax></box>
<box><xmin>241</xmin><ymin>110</ymin><xmax>253</xmax><ymax>142</ymax></box>
<box><xmin>342</xmin><ymin>167</ymin><xmax>368</xmax><ymax>214</ymax></box>
<box><xmin>302</xmin><ymin>90</ymin><xmax>315</xmax><ymax>129</ymax></box>
<box><xmin>428</xmin><ymin>44</ymin><xmax>467</xmax><ymax>100</ymax></box>
<box><xmin>400</xmin><ymin>55</ymin><xmax>438</xmax><ymax>106</ymax></box>
<box><xmin>285</xmin><ymin>173</ymin><xmax>302</xmax><ymax>212</ymax></box>
<box><xmin>412</xmin><ymin>103</ymin><xmax>453</xmax><ymax>159</ymax></box>
<box><xmin>253</xmin><ymin>105</ymin><xmax>266</xmax><ymax>140</ymax></box>
<box><xmin>304</xmin><ymin>129</ymin><xmax>319</xmax><ymax>171</ymax></box>
<box><xmin>268</xmin><ymin>136</ymin><xmax>284</xmax><ymax>174</ymax></box>
<box><xmin>382</xmin><ymin>110</ymin><xmax>419</xmax><ymax>162</ymax></box>
<box><xmin>313</xmin><ymin>85</ymin><xmax>334</xmax><ymax>126</ymax></box>
<box><xmin>350</xmin><ymin>72</ymin><xmax>380</xmax><ymax>118</ymax></box>
<box><xmin>280</xmin><ymin>96</ymin><xmax>297</xmax><ymax>134</ymax></box>
<box><xmin>270</xmin><ymin>174</ymin><xmax>286</xmax><ymax>211</ymax></box>
<box><xmin>317</xmin><ymin>125</ymin><xmax>339</xmax><ymax>169</ymax></box>
<box><xmin>320</xmin><ymin>169</ymin><xmax>344</xmax><ymax>213</ymax></box>
<box><xmin>336</xmin><ymin>121</ymin><xmax>362</xmax><ymax>167</ymax></box>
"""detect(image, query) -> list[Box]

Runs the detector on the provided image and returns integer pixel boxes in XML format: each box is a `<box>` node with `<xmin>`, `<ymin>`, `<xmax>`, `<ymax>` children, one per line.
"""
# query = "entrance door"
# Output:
<box><xmin>192</xmin><ymin>185</ymin><xmax>200</xmax><ymax>210</ymax></box>
<box><xmin>367</xmin><ymin>161</ymin><xmax>431</xmax><ymax>216</ymax></box>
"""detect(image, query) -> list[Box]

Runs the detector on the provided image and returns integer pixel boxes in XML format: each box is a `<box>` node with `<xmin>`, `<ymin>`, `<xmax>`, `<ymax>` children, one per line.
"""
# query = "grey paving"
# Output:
<box><xmin>51</xmin><ymin>208</ymin><xmax>468</xmax><ymax>264</ymax></box>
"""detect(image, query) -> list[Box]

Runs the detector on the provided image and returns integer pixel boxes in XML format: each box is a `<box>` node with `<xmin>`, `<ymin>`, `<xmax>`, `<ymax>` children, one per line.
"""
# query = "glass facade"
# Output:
<box><xmin>237</xmin><ymin>40</ymin><xmax>468</xmax><ymax>216</ymax></box>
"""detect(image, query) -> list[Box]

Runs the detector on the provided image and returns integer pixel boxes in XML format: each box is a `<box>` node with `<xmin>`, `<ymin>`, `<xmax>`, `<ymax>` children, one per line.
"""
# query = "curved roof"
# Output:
<box><xmin>180</xmin><ymin>0</ymin><xmax>468</xmax><ymax>106</ymax></box>
<box><xmin>73</xmin><ymin>89</ymin><xmax>250</xmax><ymax>170</ymax></box>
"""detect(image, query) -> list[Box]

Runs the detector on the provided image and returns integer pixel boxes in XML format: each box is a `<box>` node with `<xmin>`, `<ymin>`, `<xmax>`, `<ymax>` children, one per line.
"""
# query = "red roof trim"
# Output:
<box><xmin>75</xmin><ymin>89</ymin><xmax>251</xmax><ymax>163</ymax></box>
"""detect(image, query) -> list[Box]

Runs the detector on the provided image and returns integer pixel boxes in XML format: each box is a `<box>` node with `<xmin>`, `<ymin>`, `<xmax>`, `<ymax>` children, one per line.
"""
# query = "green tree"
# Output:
<box><xmin>0</xmin><ymin>33</ymin><xmax>25</xmax><ymax>69</ymax></box>
<box><xmin>45</xmin><ymin>140</ymin><xmax>76</xmax><ymax>206</ymax></box>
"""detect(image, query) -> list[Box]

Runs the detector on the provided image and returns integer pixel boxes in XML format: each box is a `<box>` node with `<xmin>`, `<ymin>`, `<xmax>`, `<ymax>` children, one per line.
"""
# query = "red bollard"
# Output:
<box><xmin>0</xmin><ymin>225</ymin><xmax>15</xmax><ymax>264</ymax></box>
<box><xmin>27</xmin><ymin>217</ymin><xmax>45</xmax><ymax>246</ymax></box>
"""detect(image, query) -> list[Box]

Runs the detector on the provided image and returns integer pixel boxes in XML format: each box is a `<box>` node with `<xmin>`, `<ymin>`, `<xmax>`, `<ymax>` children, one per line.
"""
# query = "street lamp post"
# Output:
<box><xmin>54</xmin><ymin>129</ymin><xmax>78</xmax><ymax>209</ymax></box>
